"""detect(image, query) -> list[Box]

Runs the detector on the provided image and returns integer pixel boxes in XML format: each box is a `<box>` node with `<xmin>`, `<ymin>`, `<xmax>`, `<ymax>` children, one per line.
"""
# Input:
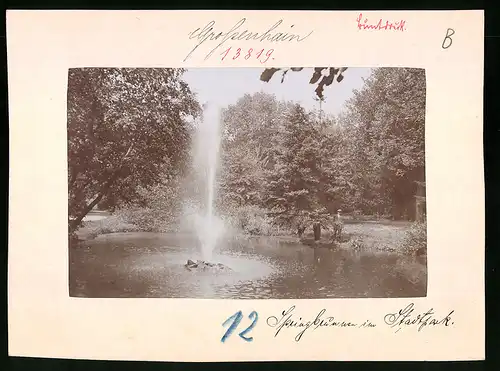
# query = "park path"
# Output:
<box><xmin>82</xmin><ymin>209</ymin><xmax>111</xmax><ymax>222</ymax></box>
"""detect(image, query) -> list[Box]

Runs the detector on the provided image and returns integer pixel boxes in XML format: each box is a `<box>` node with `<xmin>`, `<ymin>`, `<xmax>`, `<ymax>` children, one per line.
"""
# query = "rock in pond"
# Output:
<box><xmin>184</xmin><ymin>259</ymin><xmax>233</xmax><ymax>273</ymax></box>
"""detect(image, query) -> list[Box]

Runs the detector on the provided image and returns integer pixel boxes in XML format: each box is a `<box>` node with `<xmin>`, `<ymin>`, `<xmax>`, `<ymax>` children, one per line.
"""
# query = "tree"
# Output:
<box><xmin>260</xmin><ymin>67</ymin><xmax>348</xmax><ymax>99</ymax></box>
<box><xmin>340</xmin><ymin>67</ymin><xmax>426</xmax><ymax>219</ymax></box>
<box><xmin>265</xmin><ymin>104</ymin><xmax>326</xmax><ymax>225</ymax></box>
<box><xmin>313</xmin><ymin>117</ymin><xmax>354</xmax><ymax>214</ymax></box>
<box><xmin>218</xmin><ymin>92</ymin><xmax>293</xmax><ymax>209</ymax></box>
<box><xmin>67</xmin><ymin>68</ymin><xmax>201</xmax><ymax>233</ymax></box>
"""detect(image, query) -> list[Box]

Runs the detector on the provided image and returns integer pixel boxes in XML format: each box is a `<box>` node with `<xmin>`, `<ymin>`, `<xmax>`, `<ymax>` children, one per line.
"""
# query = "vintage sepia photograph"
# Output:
<box><xmin>68</xmin><ymin>66</ymin><xmax>427</xmax><ymax>299</ymax></box>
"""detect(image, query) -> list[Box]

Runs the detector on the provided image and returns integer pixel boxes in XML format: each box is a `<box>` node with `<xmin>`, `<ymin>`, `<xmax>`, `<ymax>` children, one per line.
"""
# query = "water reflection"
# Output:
<box><xmin>69</xmin><ymin>232</ymin><xmax>426</xmax><ymax>299</ymax></box>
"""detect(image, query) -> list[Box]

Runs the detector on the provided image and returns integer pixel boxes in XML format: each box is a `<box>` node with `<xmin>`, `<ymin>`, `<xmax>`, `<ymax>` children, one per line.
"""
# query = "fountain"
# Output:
<box><xmin>184</xmin><ymin>102</ymin><xmax>231</xmax><ymax>272</ymax></box>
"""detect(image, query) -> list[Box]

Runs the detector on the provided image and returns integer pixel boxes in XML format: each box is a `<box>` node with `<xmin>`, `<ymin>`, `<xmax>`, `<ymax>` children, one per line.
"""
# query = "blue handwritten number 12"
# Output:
<box><xmin>221</xmin><ymin>311</ymin><xmax>258</xmax><ymax>343</ymax></box>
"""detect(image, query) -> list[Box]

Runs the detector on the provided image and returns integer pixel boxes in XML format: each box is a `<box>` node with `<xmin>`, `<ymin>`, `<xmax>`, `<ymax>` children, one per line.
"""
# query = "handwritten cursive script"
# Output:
<box><xmin>384</xmin><ymin>303</ymin><xmax>455</xmax><ymax>333</ymax></box>
<box><xmin>356</xmin><ymin>13</ymin><xmax>406</xmax><ymax>32</ymax></box>
<box><xmin>266</xmin><ymin>306</ymin><xmax>359</xmax><ymax>342</ymax></box>
<box><xmin>184</xmin><ymin>18</ymin><xmax>313</xmax><ymax>62</ymax></box>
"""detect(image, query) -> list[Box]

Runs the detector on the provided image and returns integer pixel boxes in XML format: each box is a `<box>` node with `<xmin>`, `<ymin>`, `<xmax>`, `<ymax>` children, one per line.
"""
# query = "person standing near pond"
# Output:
<box><xmin>297</xmin><ymin>225</ymin><xmax>306</xmax><ymax>238</ymax></box>
<box><xmin>312</xmin><ymin>214</ymin><xmax>336</xmax><ymax>244</ymax></box>
<box><xmin>332</xmin><ymin>209</ymin><xmax>344</xmax><ymax>242</ymax></box>
<box><xmin>313</xmin><ymin>217</ymin><xmax>331</xmax><ymax>243</ymax></box>
<box><xmin>313</xmin><ymin>220</ymin><xmax>322</xmax><ymax>242</ymax></box>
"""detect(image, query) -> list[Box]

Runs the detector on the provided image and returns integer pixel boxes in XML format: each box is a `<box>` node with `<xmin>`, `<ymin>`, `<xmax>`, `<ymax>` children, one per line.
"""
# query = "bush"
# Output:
<box><xmin>76</xmin><ymin>214</ymin><xmax>140</xmax><ymax>240</ymax></box>
<box><xmin>115</xmin><ymin>207</ymin><xmax>179</xmax><ymax>233</ymax></box>
<box><xmin>400</xmin><ymin>222</ymin><xmax>427</xmax><ymax>256</ymax></box>
<box><xmin>348</xmin><ymin>237</ymin><xmax>366</xmax><ymax>251</ymax></box>
<box><xmin>221</xmin><ymin>204</ymin><xmax>285</xmax><ymax>236</ymax></box>
<box><xmin>110</xmin><ymin>171</ymin><xmax>184</xmax><ymax>233</ymax></box>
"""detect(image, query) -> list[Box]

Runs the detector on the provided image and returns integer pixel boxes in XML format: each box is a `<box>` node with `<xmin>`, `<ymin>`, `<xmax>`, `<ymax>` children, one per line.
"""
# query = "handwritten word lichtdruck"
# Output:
<box><xmin>7</xmin><ymin>10</ymin><xmax>484</xmax><ymax>362</ymax></box>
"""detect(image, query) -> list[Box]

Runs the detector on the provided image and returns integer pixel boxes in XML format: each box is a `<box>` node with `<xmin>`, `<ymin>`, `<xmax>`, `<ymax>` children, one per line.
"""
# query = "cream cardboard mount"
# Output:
<box><xmin>7</xmin><ymin>10</ymin><xmax>484</xmax><ymax>362</ymax></box>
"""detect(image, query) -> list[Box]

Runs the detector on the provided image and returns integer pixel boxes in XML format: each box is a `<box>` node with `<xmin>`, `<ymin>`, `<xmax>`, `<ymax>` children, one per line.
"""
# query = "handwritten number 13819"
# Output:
<box><xmin>221</xmin><ymin>311</ymin><xmax>258</xmax><ymax>343</ymax></box>
<box><xmin>221</xmin><ymin>47</ymin><xmax>274</xmax><ymax>63</ymax></box>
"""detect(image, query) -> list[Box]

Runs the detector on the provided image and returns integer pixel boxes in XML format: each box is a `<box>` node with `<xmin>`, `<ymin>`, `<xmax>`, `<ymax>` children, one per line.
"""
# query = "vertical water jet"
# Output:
<box><xmin>190</xmin><ymin>102</ymin><xmax>225</xmax><ymax>262</ymax></box>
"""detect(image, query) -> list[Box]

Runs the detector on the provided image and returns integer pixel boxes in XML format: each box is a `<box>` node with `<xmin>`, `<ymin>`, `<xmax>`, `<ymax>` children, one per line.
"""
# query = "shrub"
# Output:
<box><xmin>400</xmin><ymin>222</ymin><xmax>427</xmax><ymax>256</ymax></box>
<box><xmin>115</xmin><ymin>207</ymin><xmax>178</xmax><ymax>233</ymax></box>
<box><xmin>111</xmin><ymin>171</ymin><xmax>184</xmax><ymax>233</ymax></box>
<box><xmin>77</xmin><ymin>214</ymin><xmax>140</xmax><ymax>240</ymax></box>
<box><xmin>349</xmin><ymin>237</ymin><xmax>366</xmax><ymax>251</ymax></box>
<box><xmin>221</xmin><ymin>204</ymin><xmax>284</xmax><ymax>236</ymax></box>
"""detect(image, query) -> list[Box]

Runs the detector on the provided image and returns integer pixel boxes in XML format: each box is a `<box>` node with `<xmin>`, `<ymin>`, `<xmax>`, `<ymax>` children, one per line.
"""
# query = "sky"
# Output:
<box><xmin>182</xmin><ymin>67</ymin><xmax>373</xmax><ymax>117</ymax></box>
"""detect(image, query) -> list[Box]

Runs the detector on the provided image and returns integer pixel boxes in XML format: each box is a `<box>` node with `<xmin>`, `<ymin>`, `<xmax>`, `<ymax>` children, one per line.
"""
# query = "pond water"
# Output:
<box><xmin>69</xmin><ymin>232</ymin><xmax>427</xmax><ymax>299</ymax></box>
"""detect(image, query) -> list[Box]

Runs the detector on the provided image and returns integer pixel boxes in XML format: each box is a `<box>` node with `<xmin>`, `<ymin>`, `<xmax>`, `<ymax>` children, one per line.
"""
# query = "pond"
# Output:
<box><xmin>69</xmin><ymin>231</ymin><xmax>427</xmax><ymax>299</ymax></box>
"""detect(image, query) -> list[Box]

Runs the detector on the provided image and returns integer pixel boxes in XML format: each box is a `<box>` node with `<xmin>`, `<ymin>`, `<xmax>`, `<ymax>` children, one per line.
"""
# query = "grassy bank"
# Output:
<box><xmin>74</xmin><ymin>210</ymin><xmax>426</xmax><ymax>258</ymax></box>
<box><xmin>74</xmin><ymin>215</ymin><xmax>141</xmax><ymax>241</ymax></box>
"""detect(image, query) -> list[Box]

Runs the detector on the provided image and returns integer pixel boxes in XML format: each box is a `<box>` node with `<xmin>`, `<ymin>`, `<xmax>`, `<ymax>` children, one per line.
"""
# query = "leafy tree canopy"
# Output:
<box><xmin>68</xmin><ymin>68</ymin><xmax>200</xmax><ymax>232</ymax></box>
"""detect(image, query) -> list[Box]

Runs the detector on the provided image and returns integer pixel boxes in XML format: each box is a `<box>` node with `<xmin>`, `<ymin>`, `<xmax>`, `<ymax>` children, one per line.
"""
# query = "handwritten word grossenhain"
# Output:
<box><xmin>184</xmin><ymin>18</ymin><xmax>313</xmax><ymax>62</ymax></box>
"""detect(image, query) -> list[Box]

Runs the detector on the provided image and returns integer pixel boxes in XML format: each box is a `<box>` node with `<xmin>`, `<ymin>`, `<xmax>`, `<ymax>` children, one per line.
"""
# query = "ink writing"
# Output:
<box><xmin>383</xmin><ymin>303</ymin><xmax>455</xmax><ymax>333</ymax></box>
<box><xmin>266</xmin><ymin>306</ymin><xmax>363</xmax><ymax>342</ymax></box>
<box><xmin>221</xmin><ymin>310</ymin><xmax>258</xmax><ymax>343</ymax></box>
<box><xmin>356</xmin><ymin>13</ymin><xmax>406</xmax><ymax>32</ymax></box>
<box><xmin>220</xmin><ymin>47</ymin><xmax>274</xmax><ymax>63</ymax></box>
<box><xmin>184</xmin><ymin>18</ymin><xmax>313</xmax><ymax>62</ymax></box>
<box><xmin>442</xmin><ymin>28</ymin><xmax>455</xmax><ymax>49</ymax></box>
<box><xmin>358</xmin><ymin>319</ymin><xmax>376</xmax><ymax>328</ymax></box>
